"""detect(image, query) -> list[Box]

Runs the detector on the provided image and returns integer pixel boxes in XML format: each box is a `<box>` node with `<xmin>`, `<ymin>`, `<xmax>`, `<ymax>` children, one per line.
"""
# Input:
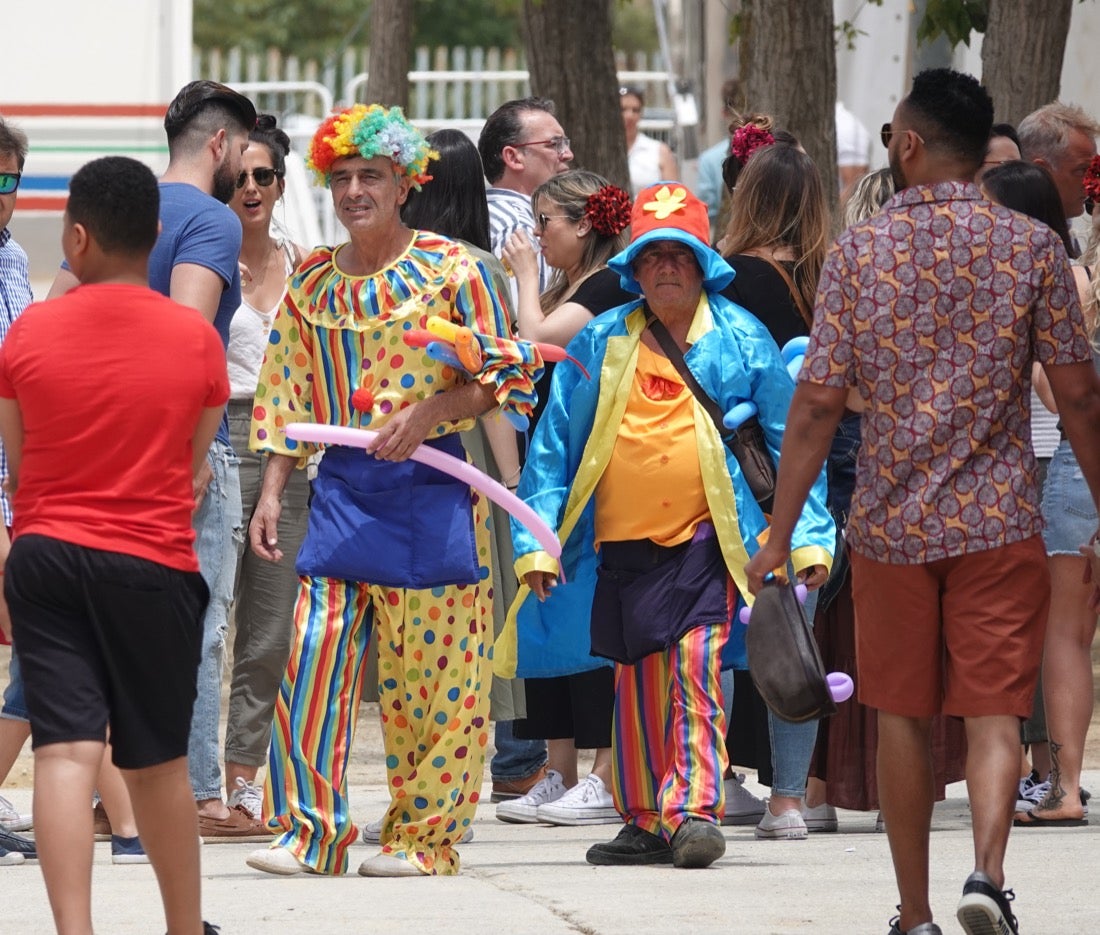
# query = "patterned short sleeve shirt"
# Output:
<box><xmin>802</xmin><ymin>181</ymin><xmax>1091</xmax><ymax>564</ymax></box>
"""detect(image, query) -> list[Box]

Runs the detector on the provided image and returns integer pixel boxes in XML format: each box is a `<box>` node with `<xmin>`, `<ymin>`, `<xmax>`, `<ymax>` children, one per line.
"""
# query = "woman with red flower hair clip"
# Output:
<box><xmin>496</xmin><ymin>169</ymin><xmax>634</xmax><ymax>827</ymax></box>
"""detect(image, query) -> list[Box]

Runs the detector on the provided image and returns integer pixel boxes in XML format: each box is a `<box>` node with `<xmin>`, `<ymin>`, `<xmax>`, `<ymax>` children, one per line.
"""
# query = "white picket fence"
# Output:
<box><xmin>194</xmin><ymin>44</ymin><xmax>676</xmax><ymax>126</ymax></box>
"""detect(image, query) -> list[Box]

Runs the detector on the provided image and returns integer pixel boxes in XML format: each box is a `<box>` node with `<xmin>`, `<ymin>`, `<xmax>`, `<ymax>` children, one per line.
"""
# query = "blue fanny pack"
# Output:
<box><xmin>295</xmin><ymin>435</ymin><xmax>480</xmax><ymax>589</ymax></box>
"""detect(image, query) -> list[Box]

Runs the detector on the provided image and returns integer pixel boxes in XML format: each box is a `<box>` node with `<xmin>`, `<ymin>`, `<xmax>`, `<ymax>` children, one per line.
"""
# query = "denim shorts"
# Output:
<box><xmin>1041</xmin><ymin>439</ymin><xmax>1098</xmax><ymax>556</ymax></box>
<box><xmin>1</xmin><ymin>648</ymin><xmax>28</xmax><ymax>722</ymax></box>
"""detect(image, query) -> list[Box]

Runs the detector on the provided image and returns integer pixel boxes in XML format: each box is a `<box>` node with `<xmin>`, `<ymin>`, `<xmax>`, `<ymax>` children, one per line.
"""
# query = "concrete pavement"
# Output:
<box><xmin>4</xmin><ymin>719</ymin><xmax>1100</xmax><ymax>935</ymax></box>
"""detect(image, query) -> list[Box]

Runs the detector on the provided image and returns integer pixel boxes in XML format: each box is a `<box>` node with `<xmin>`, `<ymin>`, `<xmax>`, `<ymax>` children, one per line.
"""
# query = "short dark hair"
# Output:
<box><xmin>903</xmin><ymin>68</ymin><xmax>993</xmax><ymax>170</ymax></box>
<box><xmin>67</xmin><ymin>156</ymin><xmax>160</xmax><ymax>255</ymax></box>
<box><xmin>249</xmin><ymin>114</ymin><xmax>292</xmax><ymax>177</ymax></box>
<box><xmin>0</xmin><ymin>116</ymin><xmax>29</xmax><ymax>170</ymax></box>
<box><xmin>989</xmin><ymin>122</ymin><xmax>1021</xmax><ymax>152</ymax></box>
<box><xmin>980</xmin><ymin>160</ymin><xmax>1073</xmax><ymax>254</ymax></box>
<box><xmin>402</xmin><ymin>129</ymin><xmax>491</xmax><ymax>251</ymax></box>
<box><xmin>477</xmin><ymin>97</ymin><xmax>556</xmax><ymax>185</ymax></box>
<box><xmin>164</xmin><ymin>80</ymin><xmax>257</xmax><ymax>147</ymax></box>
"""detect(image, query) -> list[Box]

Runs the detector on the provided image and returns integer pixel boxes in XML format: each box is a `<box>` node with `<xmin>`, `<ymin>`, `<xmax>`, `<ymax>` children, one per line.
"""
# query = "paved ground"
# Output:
<box><xmin>4</xmin><ymin>699</ymin><xmax>1100</xmax><ymax>935</ymax></box>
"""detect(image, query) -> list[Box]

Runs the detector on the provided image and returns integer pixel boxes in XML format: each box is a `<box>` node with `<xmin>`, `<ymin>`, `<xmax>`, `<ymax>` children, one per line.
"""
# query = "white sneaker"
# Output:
<box><xmin>537</xmin><ymin>774</ymin><xmax>619</xmax><ymax>826</ymax></box>
<box><xmin>495</xmin><ymin>769</ymin><xmax>566</xmax><ymax>824</ymax></box>
<box><xmin>362</xmin><ymin>814</ymin><xmax>474</xmax><ymax>845</ymax></box>
<box><xmin>0</xmin><ymin>794</ymin><xmax>32</xmax><ymax>833</ymax></box>
<box><xmin>245</xmin><ymin>846</ymin><xmax>313</xmax><ymax>876</ymax></box>
<box><xmin>800</xmin><ymin>799</ymin><xmax>838</xmax><ymax>832</ymax></box>
<box><xmin>227</xmin><ymin>777</ymin><xmax>264</xmax><ymax>820</ymax></box>
<box><xmin>1015</xmin><ymin>772</ymin><xmax>1050</xmax><ymax>813</ymax></box>
<box><xmin>754</xmin><ymin>805</ymin><xmax>808</xmax><ymax>840</ymax></box>
<box><xmin>721</xmin><ymin>773</ymin><xmax>766</xmax><ymax>826</ymax></box>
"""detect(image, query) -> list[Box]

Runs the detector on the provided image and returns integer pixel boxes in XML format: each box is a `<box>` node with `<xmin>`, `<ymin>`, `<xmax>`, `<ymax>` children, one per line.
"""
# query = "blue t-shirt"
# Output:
<box><xmin>149</xmin><ymin>182</ymin><xmax>242</xmax><ymax>446</ymax></box>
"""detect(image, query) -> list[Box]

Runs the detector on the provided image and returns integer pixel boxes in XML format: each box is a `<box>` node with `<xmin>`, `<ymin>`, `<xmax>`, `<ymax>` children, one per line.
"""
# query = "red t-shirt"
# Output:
<box><xmin>0</xmin><ymin>283</ymin><xmax>229</xmax><ymax>571</ymax></box>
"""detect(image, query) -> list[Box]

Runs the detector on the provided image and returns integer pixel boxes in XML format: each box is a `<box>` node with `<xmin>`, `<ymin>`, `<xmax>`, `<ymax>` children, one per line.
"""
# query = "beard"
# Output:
<box><xmin>212</xmin><ymin>157</ymin><xmax>237</xmax><ymax>204</ymax></box>
<box><xmin>888</xmin><ymin>147</ymin><xmax>907</xmax><ymax>192</ymax></box>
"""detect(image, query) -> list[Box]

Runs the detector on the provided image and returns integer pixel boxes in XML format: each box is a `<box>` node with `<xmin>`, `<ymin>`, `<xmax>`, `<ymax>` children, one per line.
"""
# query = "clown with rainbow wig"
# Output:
<box><xmin>245</xmin><ymin>103</ymin><xmax>543</xmax><ymax>879</ymax></box>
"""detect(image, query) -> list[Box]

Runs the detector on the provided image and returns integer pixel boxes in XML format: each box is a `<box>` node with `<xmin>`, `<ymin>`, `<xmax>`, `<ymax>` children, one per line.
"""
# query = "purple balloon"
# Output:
<box><xmin>794</xmin><ymin>583</ymin><xmax>808</xmax><ymax>605</ymax></box>
<box><xmin>738</xmin><ymin>605</ymin><xmax>752</xmax><ymax>625</ymax></box>
<box><xmin>826</xmin><ymin>671</ymin><xmax>854</xmax><ymax>703</ymax></box>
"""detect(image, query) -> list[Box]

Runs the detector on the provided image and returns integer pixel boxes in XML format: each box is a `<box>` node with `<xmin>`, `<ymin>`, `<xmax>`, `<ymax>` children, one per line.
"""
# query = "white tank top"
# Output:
<box><xmin>627</xmin><ymin>133</ymin><xmax>663</xmax><ymax>197</ymax></box>
<box><xmin>227</xmin><ymin>241</ymin><xmax>297</xmax><ymax>399</ymax></box>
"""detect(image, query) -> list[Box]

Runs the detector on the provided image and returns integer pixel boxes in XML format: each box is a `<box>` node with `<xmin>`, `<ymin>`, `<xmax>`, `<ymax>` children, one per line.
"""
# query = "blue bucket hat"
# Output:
<box><xmin>606</xmin><ymin>182</ymin><xmax>734</xmax><ymax>294</ymax></box>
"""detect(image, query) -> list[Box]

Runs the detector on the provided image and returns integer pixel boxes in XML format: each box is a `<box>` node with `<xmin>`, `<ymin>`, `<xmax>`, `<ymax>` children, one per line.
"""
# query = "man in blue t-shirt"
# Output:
<box><xmin>48</xmin><ymin>80</ymin><xmax>265</xmax><ymax>839</ymax></box>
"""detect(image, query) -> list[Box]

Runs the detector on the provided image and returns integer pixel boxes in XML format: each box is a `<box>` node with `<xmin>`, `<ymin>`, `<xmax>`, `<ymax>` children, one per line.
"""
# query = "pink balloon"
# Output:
<box><xmin>826</xmin><ymin>671</ymin><xmax>854</xmax><ymax>703</ymax></box>
<box><xmin>284</xmin><ymin>422</ymin><xmax>562</xmax><ymax>560</ymax></box>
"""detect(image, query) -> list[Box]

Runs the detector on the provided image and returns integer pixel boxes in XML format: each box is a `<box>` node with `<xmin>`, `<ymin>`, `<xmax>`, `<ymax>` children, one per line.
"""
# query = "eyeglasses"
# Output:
<box><xmin>515</xmin><ymin>136</ymin><xmax>571</xmax><ymax>155</ymax></box>
<box><xmin>236</xmin><ymin>167</ymin><xmax>281</xmax><ymax>189</ymax></box>
<box><xmin>535</xmin><ymin>212</ymin><xmax>572</xmax><ymax>231</ymax></box>
<box><xmin>0</xmin><ymin>173</ymin><xmax>21</xmax><ymax>195</ymax></box>
<box><xmin>880</xmin><ymin>123</ymin><xmax>926</xmax><ymax>148</ymax></box>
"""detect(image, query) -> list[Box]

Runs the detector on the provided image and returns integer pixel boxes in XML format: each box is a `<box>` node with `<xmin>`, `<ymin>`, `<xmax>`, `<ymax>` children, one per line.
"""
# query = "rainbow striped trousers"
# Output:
<box><xmin>262</xmin><ymin>496</ymin><xmax>494</xmax><ymax>875</ymax></box>
<box><xmin>610</xmin><ymin>620</ymin><xmax>730</xmax><ymax>840</ymax></box>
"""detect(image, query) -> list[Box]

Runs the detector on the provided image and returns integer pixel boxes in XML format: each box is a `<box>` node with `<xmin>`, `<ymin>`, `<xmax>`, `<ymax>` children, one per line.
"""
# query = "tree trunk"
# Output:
<box><xmin>365</xmin><ymin>0</ymin><xmax>411</xmax><ymax>109</ymax></box>
<box><xmin>522</xmin><ymin>0</ymin><xmax>629</xmax><ymax>192</ymax></box>
<box><xmin>981</xmin><ymin>0</ymin><xmax>1072</xmax><ymax>126</ymax></box>
<box><xmin>737</xmin><ymin>0</ymin><xmax>838</xmax><ymax>209</ymax></box>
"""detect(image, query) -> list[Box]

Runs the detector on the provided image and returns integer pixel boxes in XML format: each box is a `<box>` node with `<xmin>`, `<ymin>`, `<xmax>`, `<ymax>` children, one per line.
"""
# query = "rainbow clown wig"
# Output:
<box><xmin>307</xmin><ymin>104</ymin><xmax>438</xmax><ymax>189</ymax></box>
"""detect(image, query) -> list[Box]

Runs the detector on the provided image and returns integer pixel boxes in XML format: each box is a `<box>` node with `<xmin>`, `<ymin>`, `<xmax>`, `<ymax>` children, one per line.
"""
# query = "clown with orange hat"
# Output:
<box><xmin>499</xmin><ymin>181</ymin><xmax>834</xmax><ymax>869</ymax></box>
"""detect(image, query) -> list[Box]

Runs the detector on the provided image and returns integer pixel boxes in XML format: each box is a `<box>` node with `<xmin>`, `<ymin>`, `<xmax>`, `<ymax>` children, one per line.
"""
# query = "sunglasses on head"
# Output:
<box><xmin>0</xmin><ymin>173</ymin><xmax>21</xmax><ymax>196</ymax></box>
<box><xmin>236</xmin><ymin>167</ymin><xmax>281</xmax><ymax>189</ymax></box>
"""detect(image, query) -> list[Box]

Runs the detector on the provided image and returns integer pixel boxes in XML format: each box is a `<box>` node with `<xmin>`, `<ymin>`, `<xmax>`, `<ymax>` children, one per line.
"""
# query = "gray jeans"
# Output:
<box><xmin>224</xmin><ymin>400</ymin><xmax>311</xmax><ymax>768</ymax></box>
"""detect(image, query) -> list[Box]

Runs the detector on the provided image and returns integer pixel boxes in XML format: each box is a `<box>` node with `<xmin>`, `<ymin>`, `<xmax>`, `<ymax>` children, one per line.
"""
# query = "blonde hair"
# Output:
<box><xmin>842</xmin><ymin>167</ymin><xmax>895</xmax><ymax>228</ymax></box>
<box><xmin>531</xmin><ymin>169</ymin><xmax>630</xmax><ymax>310</ymax></box>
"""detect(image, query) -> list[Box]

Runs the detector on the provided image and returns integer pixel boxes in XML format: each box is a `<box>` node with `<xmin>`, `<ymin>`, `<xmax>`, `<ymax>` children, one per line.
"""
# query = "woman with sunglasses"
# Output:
<box><xmin>222</xmin><ymin>116</ymin><xmax>310</xmax><ymax>821</ymax></box>
<box><xmin>496</xmin><ymin>169</ymin><xmax>633</xmax><ymax>826</ymax></box>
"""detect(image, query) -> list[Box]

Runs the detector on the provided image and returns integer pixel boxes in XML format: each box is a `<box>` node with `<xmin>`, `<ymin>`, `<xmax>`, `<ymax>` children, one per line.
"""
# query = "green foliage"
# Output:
<box><xmin>836</xmin><ymin>0</ymin><xmax>884</xmax><ymax>51</ymax></box>
<box><xmin>916</xmin><ymin>0</ymin><xmax>988</xmax><ymax>48</ymax></box>
<box><xmin>192</xmin><ymin>0</ymin><xmax>524</xmax><ymax>58</ymax></box>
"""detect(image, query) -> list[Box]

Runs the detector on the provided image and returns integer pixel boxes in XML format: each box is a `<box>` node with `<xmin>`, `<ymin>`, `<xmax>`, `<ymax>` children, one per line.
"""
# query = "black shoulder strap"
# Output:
<box><xmin>644</xmin><ymin>310</ymin><xmax>729</xmax><ymax>439</ymax></box>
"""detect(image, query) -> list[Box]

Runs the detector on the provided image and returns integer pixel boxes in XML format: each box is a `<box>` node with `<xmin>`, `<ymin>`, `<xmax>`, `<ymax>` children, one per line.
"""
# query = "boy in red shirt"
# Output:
<box><xmin>0</xmin><ymin>156</ymin><xmax>228</xmax><ymax>935</ymax></box>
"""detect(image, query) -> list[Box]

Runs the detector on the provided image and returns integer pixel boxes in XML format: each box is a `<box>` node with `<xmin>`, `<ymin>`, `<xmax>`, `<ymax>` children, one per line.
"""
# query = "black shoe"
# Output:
<box><xmin>887</xmin><ymin>912</ymin><xmax>943</xmax><ymax>935</ymax></box>
<box><xmin>0</xmin><ymin>828</ymin><xmax>36</xmax><ymax>859</ymax></box>
<box><xmin>670</xmin><ymin>818</ymin><xmax>725</xmax><ymax>869</ymax></box>
<box><xmin>956</xmin><ymin>871</ymin><xmax>1019</xmax><ymax>935</ymax></box>
<box><xmin>167</xmin><ymin>924</ymin><xmax>219</xmax><ymax>935</ymax></box>
<box><xmin>585</xmin><ymin>823</ymin><xmax>672</xmax><ymax>866</ymax></box>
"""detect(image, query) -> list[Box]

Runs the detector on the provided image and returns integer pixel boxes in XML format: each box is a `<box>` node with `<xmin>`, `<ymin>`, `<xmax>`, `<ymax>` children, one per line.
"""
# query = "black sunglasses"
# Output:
<box><xmin>236</xmin><ymin>167</ymin><xmax>282</xmax><ymax>189</ymax></box>
<box><xmin>0</xmin><ymin>172</ymin><xmax>21</xmax><ymax>196</ymax></box>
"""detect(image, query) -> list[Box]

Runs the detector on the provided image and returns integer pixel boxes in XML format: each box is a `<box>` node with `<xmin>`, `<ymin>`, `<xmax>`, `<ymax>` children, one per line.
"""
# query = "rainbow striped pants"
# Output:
<box><xmin>262</xmin><ymin>496</ymin><xmax>494</xmax><ymax>875</ymax></box>
<box><xmin>610</xmin><ymin>620</ymin><xmax>730</xmax><ymax>840</ymax></box>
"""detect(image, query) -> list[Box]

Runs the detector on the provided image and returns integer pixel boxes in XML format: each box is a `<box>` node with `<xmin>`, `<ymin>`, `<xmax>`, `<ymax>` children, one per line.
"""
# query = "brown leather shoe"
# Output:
<box><xmin>198</xmin><ymin>805</ymin><xmax>275</xmax><ymax>843</ymax></box>
<box><xmin>491</xmin><ymin>764</ymin><xmax>548</xmax><ymax>803</ymax></box>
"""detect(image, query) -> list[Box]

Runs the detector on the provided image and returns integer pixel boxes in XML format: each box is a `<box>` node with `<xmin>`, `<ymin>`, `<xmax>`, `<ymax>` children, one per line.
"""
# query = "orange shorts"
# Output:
<box><xmin>850</xmin><ymin>536</ymin><xmax>1050</xmax><ymax>719</ymax></box>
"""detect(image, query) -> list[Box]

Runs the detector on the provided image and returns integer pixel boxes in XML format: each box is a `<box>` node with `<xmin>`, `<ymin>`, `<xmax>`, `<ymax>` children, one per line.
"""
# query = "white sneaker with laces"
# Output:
<box><xmin>227</xmin><ymin>777</ymin><xmax>264</xmax><ymax>820</ymax></box>
<box><xmin>362</xmin><ymin>814</ymin><xmax>474</xmax><ymax>845</ymax></box>
<box><xmin>799</xmin><ymin>798</ymin><xmax>838</xmax><ymax>832</ymax></box>
<box><xmin>0</xmin><ymin>794</ymin><xmax>32</xmax><ymax>833</ymax></box>
<box><xmin>495</xmin><ymin>769</ymin><xmax>566</xmax><ymax>823</ymax></box>
<box><xmin>754</xmin><ymin>805</ymin><xmax>808</xmax><ymax>840</ymax></box>
<box><xmin>537</xmin><ymin>774</ymin><xmax>619</xmax><ymax>825</ymax></box>
<box><xmin>721</xmin><ymin>773</ymin><xmax>766</xmax><ymax>826</ymax></box>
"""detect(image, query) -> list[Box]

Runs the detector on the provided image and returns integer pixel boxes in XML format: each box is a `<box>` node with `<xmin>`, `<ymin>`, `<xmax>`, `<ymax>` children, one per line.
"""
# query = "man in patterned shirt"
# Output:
<box><xmin>746</xmin><ymin>69</ymin><xmax>1100</xmax><ymax>935</ymax></box>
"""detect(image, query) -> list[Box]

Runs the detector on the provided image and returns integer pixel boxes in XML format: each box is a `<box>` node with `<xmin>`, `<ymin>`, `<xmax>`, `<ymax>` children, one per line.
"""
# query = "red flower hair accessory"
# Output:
<box><xmin>730</xmin><ymin>123</ymin><xmax>775</xmax><ymax>166</ymax></box>
<box><xmin>1084</xmin><ymin>154</ymin><xmax>1100</xmax><ymax>203</ymax></box>
<box><xmin>584</xmin><ymin>184</ymin><xmax>632</xmax><ymax>237</ymax></box>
